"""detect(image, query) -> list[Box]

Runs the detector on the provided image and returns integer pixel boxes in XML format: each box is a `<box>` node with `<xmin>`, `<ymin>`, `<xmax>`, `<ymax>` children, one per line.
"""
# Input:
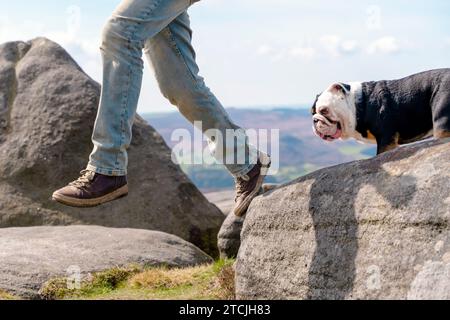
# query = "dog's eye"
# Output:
<box><xmin>314</xmin><ymin>119</ymin><xmax>319</xmax><ymax>123</ymax></box>
<box><xmin>320</xmin><ymin>108</ymin><xmax>329</xmax><ymax>115</ymax></box>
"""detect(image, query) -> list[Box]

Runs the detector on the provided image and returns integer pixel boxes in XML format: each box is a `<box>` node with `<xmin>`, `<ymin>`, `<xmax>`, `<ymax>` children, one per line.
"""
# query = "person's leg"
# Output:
<box><xmin>144</xmin><ymin>11</ymin><xmax>260</xmax><ymax>178</ymax></box>
<box><xmin>145</xmin><ymin>12</ymin><xmax>270</xmax><ymax>215</ymax></box>
<box><xmin>53</xmin><ymin>0</ymin><xmax>195</xmax><ymax>207</ymax></box>
<box><xmin>88</xmin><ymin>0</ymin><xmax>195</xmax><ymax>176</ymax></box>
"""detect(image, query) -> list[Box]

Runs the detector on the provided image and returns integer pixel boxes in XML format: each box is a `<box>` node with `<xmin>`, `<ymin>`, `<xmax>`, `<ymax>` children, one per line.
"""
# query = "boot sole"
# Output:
<box><xmin>233</xmin><ymin>154</ymin><xmax>271</xmax><ymax>217</ymax></box>
<box><xmin>52</xmin><ymin>185</ymin><xmax>129</xmax><ymax>208</ymax></box>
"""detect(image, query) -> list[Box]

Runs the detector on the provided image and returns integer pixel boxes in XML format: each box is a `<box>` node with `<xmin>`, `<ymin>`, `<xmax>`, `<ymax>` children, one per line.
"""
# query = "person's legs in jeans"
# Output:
<box><xmin>144</xmin><ymin>11</ymin><xmax>270</xmax><ymax>215</ymax></box>
<box><xmin>144</xmin><ymin>12</ymin><xmax>260</xmax><ymax>177</ymax></box>
<box><xmin>53</xmin><ymin>0</ymin><xmax>270</xmax><ymax>215</ymax></box>
<box><xmin>88</xmin><ymin>0</ymin><xmax>195</xmax><ymax>176</ymax></box>
<box><xmin>53</xmin><ymin>0</ymin><xmax>193</xmax><ymax>208</ymax></box>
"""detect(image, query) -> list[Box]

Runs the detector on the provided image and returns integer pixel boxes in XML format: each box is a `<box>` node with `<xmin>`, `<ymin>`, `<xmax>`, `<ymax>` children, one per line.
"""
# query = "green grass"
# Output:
<box><xmin>39</xmin><ymin>259</ymin><xmax>236</xmax><ymax>300</ymax></box>
<box><xmin>0</xmin><ymin>290</ymin><xmax>17</xmax><ymax>300</ymax></box>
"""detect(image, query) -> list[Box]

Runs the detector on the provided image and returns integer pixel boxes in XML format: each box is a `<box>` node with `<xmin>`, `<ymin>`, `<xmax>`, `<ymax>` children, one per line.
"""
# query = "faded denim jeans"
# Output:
<box><xmin>87</xmin><ymin>0</ymin><xmax>258</xmax><ymax>178</ymax></box>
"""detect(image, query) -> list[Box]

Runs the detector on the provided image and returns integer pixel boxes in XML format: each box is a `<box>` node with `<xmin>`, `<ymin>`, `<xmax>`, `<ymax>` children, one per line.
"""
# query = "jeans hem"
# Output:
<box><xmin>86</xmin><ymin>164</ymin><xmax>127</xmax><ymax>177</ymax></box>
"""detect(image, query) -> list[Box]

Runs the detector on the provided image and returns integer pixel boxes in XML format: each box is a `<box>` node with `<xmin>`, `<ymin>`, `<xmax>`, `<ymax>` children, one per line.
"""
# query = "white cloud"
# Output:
<box><xmin>341</xmin><ymin>40</ymin><xmax>358</xmax><ymax>54</ymax></box>
<box><xmin>367</xmin><ymin>36</ymin><xmax>401</xmax><ymax>55</ymax></box>
<box><xmin>319</xmin><ymin>35</ymin><xmax>359</xmax><ymax>57</ymax></box>
<box><xmin>289</xmin><ymin>46</ymin><xmax>316</xmax><ymax>60</ymax></box>
<box><xmin>256</xmin><ymin>44</ymin><xmax>287</xmax><ymax>62</ymax></box>
<box><xmin>44</xmin><ymin>5</ymin><xmax>100</xmax><ymax>61</ymax></box>
<box><xmin>320</xmin><ymin>35</ymin><xmax>341</xmax><ymax>57</ymax></box>
<box><xmin>257</xmin><ymin>44</ymin><xmax>316</xmax><ymax>62</ymax></box>
<box><xmin>271</xmin><ymin>52</ymin><xmax>287</xmax><ymax>62</ymax></box>
<box><xmin>0</xmin><ymin>10</ymin><xmax>101</xmax><ymax>81</ymax></box>
<box><xmin>0</xmin><ymin>16</ymin><xmax>45</xmax><ymax>44</ymax></box>
<box><xmin>257</xmin><ymin>44</ymin><xmax>274</xmax><ymax>56</ymax></box>
<box><xmin>257</xmin><ymin>35</ymin><xmax>359</xmax><ymax>62</ymax></box>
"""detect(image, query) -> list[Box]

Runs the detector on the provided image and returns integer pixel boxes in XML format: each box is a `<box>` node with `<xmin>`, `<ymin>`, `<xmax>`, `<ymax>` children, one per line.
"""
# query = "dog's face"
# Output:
<box><xmin>311</xmin><ymin>83</ymin><xmax>354</xmax><ymax>142</ymax></box>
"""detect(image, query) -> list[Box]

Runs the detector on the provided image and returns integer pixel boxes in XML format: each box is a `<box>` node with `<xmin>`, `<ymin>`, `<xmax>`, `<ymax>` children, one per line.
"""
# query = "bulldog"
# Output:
<box><xmin>311</xmin><ymin>69</ymin><xmax>450</xmax><ymax>154</ymax></box>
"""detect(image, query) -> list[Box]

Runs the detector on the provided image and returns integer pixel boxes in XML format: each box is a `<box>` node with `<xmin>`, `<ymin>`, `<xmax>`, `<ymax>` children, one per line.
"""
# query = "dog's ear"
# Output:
<box><xmin>329</xmin><ymin>83</ymin><xmax>351</xmax><ymax>95</ymax></box>
<box><xmin>311</xmin><ymin>94</ymin><xmax>321</xmax><ymax>115</ymax></box>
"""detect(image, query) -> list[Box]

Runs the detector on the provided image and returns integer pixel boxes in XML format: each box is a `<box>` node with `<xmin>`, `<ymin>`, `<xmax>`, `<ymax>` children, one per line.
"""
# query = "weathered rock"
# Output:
<box><xmin>209</xmin><ymin>189</ymin><xmax>243</xmax><ymax>259</ymax></box>
<box><xmin>0</xmin><ymin>38</ymin><xmax>224</xmax><ymax>255</ymax></box>
<box><xmin>218</xmin><ymin>212</ymin><xmax>244</xmax><ymax>259</ymax></box>
<box><xmin>216</xmin><ymin>185</ymin><xmax>281</xmax><ymax>258</ymax></box>
<box><xmin>236</xmin><ymin>139</ymin><xmax>450</xmax><ymax>300</ymax></box>
<box><xmin>0</xmin><ymin>226</ymin><xmax>212</xmax><ymax>299</ymax></box>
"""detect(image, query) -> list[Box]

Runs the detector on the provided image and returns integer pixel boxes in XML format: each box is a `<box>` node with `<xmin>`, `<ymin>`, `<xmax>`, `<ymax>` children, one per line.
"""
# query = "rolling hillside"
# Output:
<box><xmin>143</xmin><ymin>107</ymin><xmax>376</xmax><ymax>191</ymax></box>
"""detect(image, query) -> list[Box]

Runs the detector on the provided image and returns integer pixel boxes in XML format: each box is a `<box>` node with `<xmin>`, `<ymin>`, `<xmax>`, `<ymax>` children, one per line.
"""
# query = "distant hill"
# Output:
<box><xmin>143</xmin><ymin>107</ymin><xmax>376</xmax><ymax>191</ymax></box>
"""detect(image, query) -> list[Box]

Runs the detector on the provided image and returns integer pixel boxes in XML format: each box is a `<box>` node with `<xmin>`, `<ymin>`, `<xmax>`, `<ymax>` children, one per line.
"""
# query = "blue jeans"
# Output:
<box><xmin>87</xmin><ymin>0</ymin><xmax>258</xmax><ymax>178</ymax></box>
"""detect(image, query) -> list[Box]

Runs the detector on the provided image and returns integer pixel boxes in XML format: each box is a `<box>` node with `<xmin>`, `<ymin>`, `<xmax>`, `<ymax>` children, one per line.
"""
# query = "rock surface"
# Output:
<box><xmin>216</xmin><ymin>184</ymin><xmax>280</xmax><ymax>258</ymax></box>
<box><xmin>0</xmin><ymin>226</ymin><xmax>212</xmax><ymax>299</ymax></box>
<box><xmin>236</xmin><ymin>139</ymin><xmax>450</xmax><ymax>300</ymax></box>
<box><xmin>0</xmin><ymin>38</ymin><xmax>224</xmax><ymax>255</ymax></box>
<box><xmin>207</xmin><ymin>189</ymin><xmax>243</xmax><ymax>259</ymax></box>
<box><xmin>218</xmin><ymin>212</ymin><xmax>244</xmax><ymax>259</ymax></box>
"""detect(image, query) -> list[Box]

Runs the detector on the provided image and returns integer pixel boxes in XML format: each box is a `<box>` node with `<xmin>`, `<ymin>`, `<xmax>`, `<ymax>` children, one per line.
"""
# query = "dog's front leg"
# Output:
<box><xmin>376</xmin><ymin>133</ymin><xmax>400</xmax><ymax>154</ymax></box>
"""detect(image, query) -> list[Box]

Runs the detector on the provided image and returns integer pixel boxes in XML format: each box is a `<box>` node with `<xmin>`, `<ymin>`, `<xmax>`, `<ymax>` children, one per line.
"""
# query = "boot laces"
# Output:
<box><xmin>69</xmin><ymin>170</ymin><xmax>95</xmax><ymax>188</ymax></box>
<box><xmin>235</xmin><ymin>175</ymin><xmax>250</xmax><ymax>200</ymax></box>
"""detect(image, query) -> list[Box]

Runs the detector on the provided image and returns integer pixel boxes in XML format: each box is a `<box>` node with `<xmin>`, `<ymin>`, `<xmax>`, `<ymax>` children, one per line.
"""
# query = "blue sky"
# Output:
<box><xmin>1</xmin><ymin>0</ymin><xmax>449</xmax><ymax>113</ymax></box>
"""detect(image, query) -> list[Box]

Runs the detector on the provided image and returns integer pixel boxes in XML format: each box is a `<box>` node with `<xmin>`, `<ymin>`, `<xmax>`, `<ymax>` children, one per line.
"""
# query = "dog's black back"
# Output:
<box><xmin>356</xmin><ymin>68</ymin><xmax>450</xmax><ymax>150</ymax></box>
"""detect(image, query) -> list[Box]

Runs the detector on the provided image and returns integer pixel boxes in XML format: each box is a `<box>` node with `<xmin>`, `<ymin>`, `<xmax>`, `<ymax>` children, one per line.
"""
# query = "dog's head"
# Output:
<box><xmin>311</xmin><ymin>83</ymin><xmax>355</xmax><ymax>142</ymax></box>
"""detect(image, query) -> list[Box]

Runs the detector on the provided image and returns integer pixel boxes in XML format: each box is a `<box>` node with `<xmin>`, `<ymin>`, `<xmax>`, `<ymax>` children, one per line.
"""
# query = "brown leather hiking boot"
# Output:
<box><xmin>52</xmin><ymin>170</ymin><xmax>128</xmax><ymax>208</ymax></box>
<box><xmin>233</xmin><ymin>153</ymin><xmax>271</xmax><ymax>217</ymax></box>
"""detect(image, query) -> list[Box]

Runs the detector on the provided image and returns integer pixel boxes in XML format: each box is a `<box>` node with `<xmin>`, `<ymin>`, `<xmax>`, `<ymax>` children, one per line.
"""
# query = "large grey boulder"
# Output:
<box><xmin>218</xmin><ymin>212</ymin><xmax>244</xmax><ymax>259</ymax></box>
<box><xmin>236</xmin><ymin>139</ymin><xmax>450</xmax><ymax>300</ymax></box>
<box><xmin>0</xmin><ymin>226</ymin><xmax>212</xmax><ymax>299</ymax></box>
<box><xmin>216</xmin><ymin>185</ymin><xmax>280</xmax><ymax>259</ymax></box>
<box><xmin>0</xmin><ymin>38</ymin><xmax>224</xmax><ymax>255</ymax></box>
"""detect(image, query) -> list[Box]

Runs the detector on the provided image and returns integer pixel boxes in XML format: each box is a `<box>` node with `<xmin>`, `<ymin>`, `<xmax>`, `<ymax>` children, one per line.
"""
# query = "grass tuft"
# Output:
<box><xmin>0</xmin><ymin>290</ymin><xmax>17</xmax><ymax>300</ymax></box>
<box><xmin>213</xmin><ymin>259</ymin><xmax>236</xmax><ymax>300</ymax></box>
<box><xmin>39</xmin><ymin>260</ymin><xmax>236</xmax><ymax>300</ymax></box>
<box><xmin>92</xmin><ymin>265</ymin><xmax>141</xmax><ymax>290</ymax></box>
<box><xmin>129</xmin><ymin>265</ymin><xmax>209</xmax><ymax>290</ymax></box>
<box><xmin>39</xmin><ymin>265</ymin><xmax>141</xmax><ymax>300</ymax></box>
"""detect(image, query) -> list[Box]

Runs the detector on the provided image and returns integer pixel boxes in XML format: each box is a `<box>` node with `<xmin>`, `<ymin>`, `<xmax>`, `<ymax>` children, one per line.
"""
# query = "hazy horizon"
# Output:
<box><xmin>142</xmin><ymin>104</ymin><xmax>312</xmax><ymax>115</ymax></box>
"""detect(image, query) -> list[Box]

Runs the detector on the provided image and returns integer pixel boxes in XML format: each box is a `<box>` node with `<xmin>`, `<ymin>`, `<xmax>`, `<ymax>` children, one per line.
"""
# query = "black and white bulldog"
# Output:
<box><xmin>311</xmin><ymin>69</ymin><xmax>450</xmax><ymax>154</ymax></box>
